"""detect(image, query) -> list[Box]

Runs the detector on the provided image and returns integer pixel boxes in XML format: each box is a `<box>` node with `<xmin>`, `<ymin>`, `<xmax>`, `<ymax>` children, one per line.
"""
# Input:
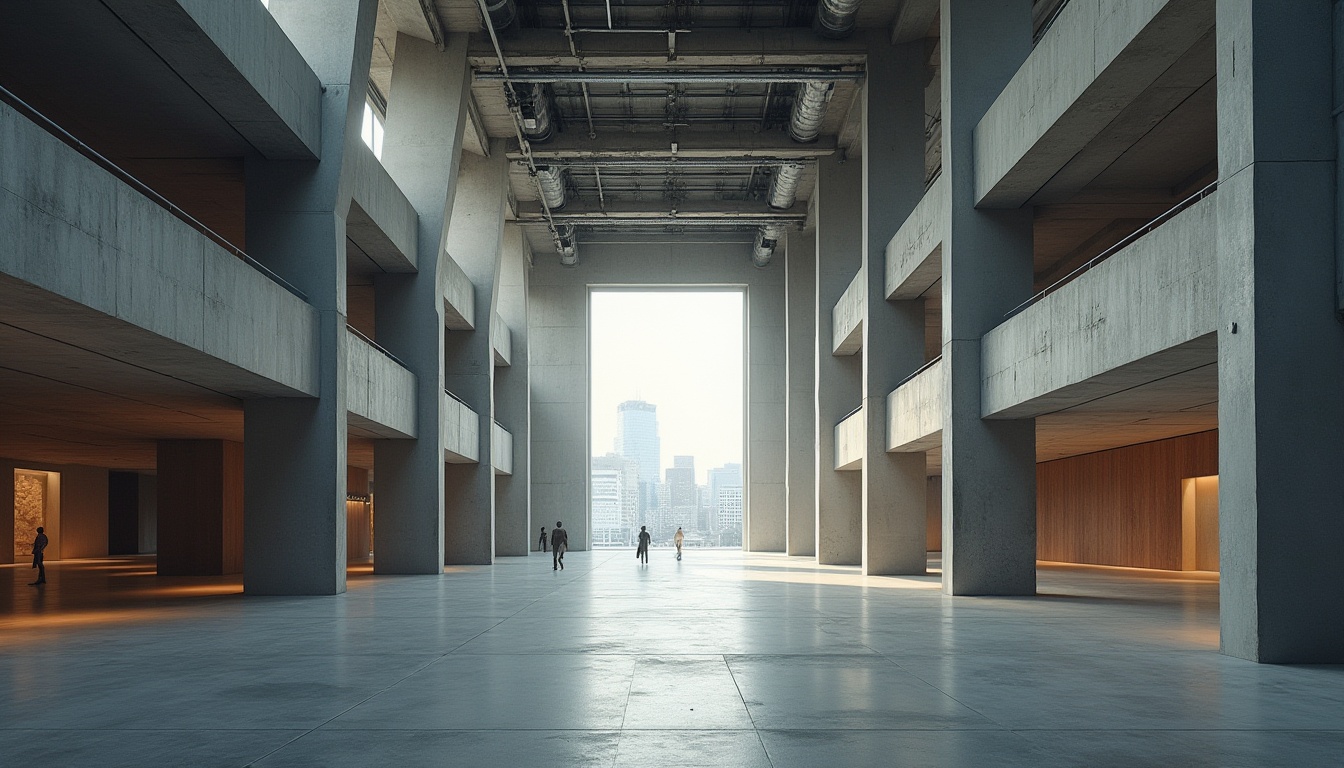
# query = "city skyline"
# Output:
<box><xmin>590</xmin><ymin>290</ymin><xmax>744</xmax><ymax>485</ymax></box>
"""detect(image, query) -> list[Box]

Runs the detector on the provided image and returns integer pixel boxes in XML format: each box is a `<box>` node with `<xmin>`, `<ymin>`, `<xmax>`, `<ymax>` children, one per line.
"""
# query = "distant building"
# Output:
<box><xmin>615</xmin><ymin>400</ymin><xmax>661</xmax><ymax>521</ymax></box>
<box><xmin>592</xmin><ymin>453</ymin><xmax>638</xmax><ymax>545</ymax></box>
<box><xmin>707</xmin><ymin>463</ymin><xmax>743</xmax><ymax>535</ymax></box>
<box><xmin>666</xmin><ymin>455</ymin><xmax>698</xmax><ymax>531</ymax></box>
<box><xmin>717</xmin><ymin>486</ymin><xmax>744</xmax><ymax>545</ymax></box>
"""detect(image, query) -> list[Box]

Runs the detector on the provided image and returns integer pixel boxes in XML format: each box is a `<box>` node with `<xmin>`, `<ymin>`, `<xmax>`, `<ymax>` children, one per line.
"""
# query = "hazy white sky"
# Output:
<box><xmin>590</xmin><ymin>290</ymin><xmax>744</xmax><ymax>486</ymax></box>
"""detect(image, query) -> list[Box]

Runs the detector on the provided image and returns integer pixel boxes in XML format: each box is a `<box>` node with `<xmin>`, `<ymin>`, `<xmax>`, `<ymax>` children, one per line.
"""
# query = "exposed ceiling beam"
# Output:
<box><xmin>466</xmin><ymin>29</ymin><xmax>870</xmax><ymax>67</ymax></box>
<box><xmin>508</xmin><ymin>133</ymin><xmax>838</xmax><ymax>160</ymax></box>
<box><xmin>474</xmin><ymin>68</ymin><xmax>863</xmax><ymax>84</ymax></box>
<box><xmin>516</xmin><ymin>156</ymin><xmax>807</xmax><ymax>168</ymax></box>
<box><xmin>516</xmin><ymin>200</ymin><xmax>809</xmax><ymax>223</ymax></box>
<box><xmin>890</xmin><ymin>0</ymin><xmax>940</xmax><ymax>44</ymax></box>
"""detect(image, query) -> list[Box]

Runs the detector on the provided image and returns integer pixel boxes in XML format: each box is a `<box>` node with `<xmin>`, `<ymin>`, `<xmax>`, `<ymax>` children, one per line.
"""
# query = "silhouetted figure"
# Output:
<box><xmin>29</xmin><ymin>526</ymin><xmax>48</xmax><ymax>586</ymax></box>
<box><xmin>551</xmin><ymin>522</ymin><xmax>568</xmax><ymax>570</ymax></box>
<box><xmin>674</xmin><ymin>527</ymin><xmax>684</xmax><ymax>561</ymax></box>
<box><xmin>636</xmin><ymin>526</ymin><xmax>651</xmax><ymax>564</ymax></box>
<box><xmin>539</xmin><ymin>526</ymin><xmax>548</xmax><ymax>553</ymax></box>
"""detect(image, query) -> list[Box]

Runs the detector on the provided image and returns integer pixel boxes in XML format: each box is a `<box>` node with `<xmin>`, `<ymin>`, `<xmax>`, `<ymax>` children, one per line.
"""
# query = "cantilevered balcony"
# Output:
<box><xmin>832</xmin><ymin>270</ymin><xmax>864</xmax><ymax>355</ymax></box>
<box><xmin>345</xmin><ymin>327</ymin><xmax>416</xmax><ymax>439</ymax></box>
<box><xmin>887</xmin><ymin>356</ymin><xmax>943</xmax><ymax>453</ymax></box>
<box><xmin>443</xmin><ymin>390</ymin><xmax>480</xmax><ymax>463</ymax></box>
<box><xmin>491</xmin><ymin>422</ymin><xmax>513</xmax><ymax>475</ymax></box>
<box><xmin>834</xmin><ymin>406</ymin><xmax>864</xmax><ymax>471</ymax></box>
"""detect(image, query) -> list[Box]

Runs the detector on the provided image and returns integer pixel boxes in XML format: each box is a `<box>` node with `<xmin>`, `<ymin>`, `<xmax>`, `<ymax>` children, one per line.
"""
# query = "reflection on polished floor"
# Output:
<box><xmin>1</xmin><ymin>551</ymin><xmax>1341</xmax><ymax>767</ymax></box>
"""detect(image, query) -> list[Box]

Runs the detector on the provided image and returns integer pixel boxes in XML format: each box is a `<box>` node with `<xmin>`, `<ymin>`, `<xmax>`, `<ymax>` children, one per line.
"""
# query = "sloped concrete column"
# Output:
<box><xmin>939</xmin><ymin>0</ymin><xmax>1037</xmax><ymax>595</ymax></box>
<box><xmin>1216</xmin><ymin>0</ymin><xmax>1344</xmax><ymax>662</ymax></box>
<box><xmin>785</xmin><ymin>228</ymin><xmax>817</xmax><ymax>556</ymax></box>
<box><xmin>443</xmin><ymin>144</ymin><xmax>508</xmax><ymax>565</ymax></box>
<box><xmin>241</xmin><ymin>0</ymin><xmax>376</xmax><ymax>595</ymax></box>
<box><xmin>861</xmin><ymin>36</ymin><xmax>929</xmax><ymax>576</ymax></box>
<box><xmin>494</xmin><ymin>223</ymin><xmax>532</xmax><ymax>556</ymax></box>
<box><xmin>373</xmin><ymin>33</ymin><xmax>471</xmax><ymax>574</ymax></box>
<box><xmin>814</xmin><ymin>155</ymin><xmax>863</xmax><ymax>565</ymax></box>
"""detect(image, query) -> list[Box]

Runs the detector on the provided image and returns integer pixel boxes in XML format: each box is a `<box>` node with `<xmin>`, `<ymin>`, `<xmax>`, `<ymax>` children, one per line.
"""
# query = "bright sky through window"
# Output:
<box><xmin>361</xmin><ymin>102</ymin><xmax>384</xmax><ymax>159</ymax></box>
<box><xmin>590</xmin><ymin>290</ymin><xmax>744</xmax><ymax>484</ymax></box>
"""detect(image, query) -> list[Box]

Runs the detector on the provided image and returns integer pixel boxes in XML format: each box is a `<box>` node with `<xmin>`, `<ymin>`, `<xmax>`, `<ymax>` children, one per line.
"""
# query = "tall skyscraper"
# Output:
<box><xmin>591</xmin><ymin>453</ymin><xmax>638</xmax><ymax>545</ymax></box>
<box><xmin>615</xmin><ymin>400</ymin><xmax>661</xmax><ymax>524</ymax></box>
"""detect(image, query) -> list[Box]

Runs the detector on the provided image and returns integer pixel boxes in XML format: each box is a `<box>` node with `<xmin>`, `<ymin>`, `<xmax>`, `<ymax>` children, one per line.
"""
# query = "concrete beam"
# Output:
<box><xmin>891</xmin><ymin>0</ymin><xmax>940</xmax><ymax>43</ymax></box>
<box><xmin>516</xmin><ymin>200</ymin><xmax>809</xmax><ymax>223</ymax></box>
<box><xmin>982</xmin><ymin>195</ymin><xmax>1218</xmax><ymax>419</ymax></box>
<box><xmin>102</xmin><ymin>0</ymin><xmax>322</xmax><ymax>159</ymax></box>
<box><xmin>511</xmin><ymin>134</ymin><xmax>838</xmax><ymax>161</ymax></box>
<box><xmin>468</xmin><ymin>29</ymin><xmax>869</xmax><ymax>68</ymax></box>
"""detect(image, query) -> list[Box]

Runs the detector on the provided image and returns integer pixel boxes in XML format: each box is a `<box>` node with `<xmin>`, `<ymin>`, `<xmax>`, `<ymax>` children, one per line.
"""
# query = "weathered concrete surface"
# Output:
<box><xmin>493</xmin><ymin>224</ymin><xmax>531</xmax><ymax>556</ymax></box>
<box><xmin>885</xmin><ymin>176</ymin><xmax>945</xmax><ymax>300</ymax></box>
<box><xmin>831</xmin><ymin>270</ymin><xmax>864</xmax><ymax>355</ymax></box>
<box><xmin>888</xmin><ymin>358</ymin><xmax>944</xmax><ymax>452</ymax></box>
<box><xmin>974</xmin><ymin>0</ymin><xmax>1214</xmax><ymax>208</ymax></box>
<box><xmin>347</xmin><ymin>142</ymin><xmax>418</xmax><ymax>272</ymax></box>
<box><xmin>372</xmin><ymin>33</ymin><xmax>470</xmax><ymax>575</ymax></box>
<box><xmin>492</xmin><ymin>312</ymin><xmax>513</xmax><ymax>366</ymax></box>
<box><xmin>443</xmin><ymin>392</ymin><xmax>480</xmax><ymax>463</ymax></box>
<box><xmin>0</xmin><ymin>100</ymin><xmax>317</xmax><ymax>399</ymax></box>
<box><xmin>491</xmin><ymin>422</ymin><xmax>514</xmax><ymax>475</ymax></box>
<box><xmin>344</xmin><ymin>329</ymin><xmax>416</xmax><ymax>438</ymax></box>
<box><xmin>785</xmin><ymin>229</ymin><xmax>817</xmax><ymax>556</ymax></box>
<box><xmin>102</xmin><ymin>0</ymin><xmax>322</xmax><ymax>158</ymax></box>
<box><xmin>982</xmin><ymin>195</ymin><xmax>1217</xmax><ymax>419</ymax></box>
<box><xmin>834</xmin><ymin>409</ymin><xmax>864</xmax><ymax>471</ymax></box>
<box><xmin>1215</xmin><ymin>0</ymin><xmax>1344</xmax><ymax>663</ymax></box>
<box><xmin>528</xmin><ymin>239</ymin><xmax>786</xmax><ymax>552</ymax></box>
<box><xmin>443</xmin><ymin>249</ymin><xmax>476</xmax><ymax>330</ymax></box>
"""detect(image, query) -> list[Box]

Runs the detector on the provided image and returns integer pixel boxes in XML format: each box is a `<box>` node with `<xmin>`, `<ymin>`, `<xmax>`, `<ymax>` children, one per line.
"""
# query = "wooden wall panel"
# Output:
<box><xmin>926</xmin><ymin>475</ymin><xmax>941</xmax><ymax>552</ymax></box>
<box><xmin>1036</xmin><ymin>430</ymin><xmax>1217</xmax><ymax>570</ymax></box>
<box><xmin>158</xmin><ymin>440</ymin><xmax>243</xmax><ymax>575</ymax></box>
<box><xmin>59</xmin><ymin>465</ymin><xmax>109</xmax><ymax>559</ymax></box>
<box><xmin>346</xmin><ymin>466</ymin><xmax>371</xmax><ymax>562</ymax></box>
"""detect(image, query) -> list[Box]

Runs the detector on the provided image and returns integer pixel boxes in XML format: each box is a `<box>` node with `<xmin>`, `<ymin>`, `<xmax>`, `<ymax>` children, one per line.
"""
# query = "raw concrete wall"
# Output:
<box><xmin>831</xmin><ymin>270</ymin><xmax>864</xmax><ymax>354</ymax></box>
<box><xmin>981</xmin><ymin>195</ymin><xmax>1216</xmax><ymax>418</ymax></box>
<box><xmin>345</xmin><ymin>329</ymin><xmax>416</xmax><ymax>438</ymax></box>
<box><xmin>887</xmin><ymin>357</ymin><xmax>944</xmax><ymax>452</ymax></box>
<box><xmin>885</xmin><ymin>177</ymin><xmax>945</xmax><ymax>299</ymax></box>
<box><xmin>974</xmin><ymin>0</ymin><xmax>1213</xmax><ymax>207</ymax></box>
<box><xmin>529</xmin><ymin>237</ymin><xmax>787</xmax><ymax>551</ymax></box>
<box><xmin>834</xmin><ymin>410</ymin><xmax>864</xmax><ymax>471</ymax></box>
<box><xmin>443</xmin><ymin>393</ymin><xmax>481</xmax><ymax>463</ymax></box>
<box><xmin>0</xmin><ymin>100</ymin><xmax>319</xmax><ymax>398</ymax></box>
<box><xmin>138</xmin><ymin>473</ymin><xmax>158</xmax><ymax>554</ymax></box>
<box><xmin>784</xmin><ymin>230</ymin><xmax>816</xmax><ymax>556</ymax></box>
<box><xmin>346</xmin><ymin>141</ymin><xmax>418</xmax><ymax>271</ymax></box>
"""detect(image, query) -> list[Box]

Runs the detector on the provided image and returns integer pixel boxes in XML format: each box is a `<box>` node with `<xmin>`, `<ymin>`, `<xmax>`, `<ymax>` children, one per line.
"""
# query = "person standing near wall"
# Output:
<box><xmin>636</xmin><ymin>525</ymin><xmax>651</xmax><ymax>564</ymax></box>
<box><xmin>674</xmin><ymin>527</ymin><xmax>684</xmax><ymax>561</ymax></box>
<box><xmin>538</xmin><ymin>526</ymin><xmax>548</xmax><ymax>553</ymax></box>
<box><xmin>29</xmin><ymin>526</ymin><xmax>48</xmax><ymax>586</ymax></box>
<box><xmin>551</xmin><ymin>522</ymin><xmax>568</xmax><ymax>570</ymax></box>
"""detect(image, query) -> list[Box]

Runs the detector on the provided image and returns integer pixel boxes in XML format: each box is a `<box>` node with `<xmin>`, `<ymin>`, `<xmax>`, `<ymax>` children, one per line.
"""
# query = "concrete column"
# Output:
<box><xmin>1216</xmin><ymin>0</ymin><xmax>1344</xmax><ymax>663</ymax></box>
<box><xmin>494</xmin><ymin>223</ymin><xmax>532</xmax><ymax>556</ymax></box>
<box><xmin>443</xmin><ymin>145</ymin><xmax>508</xmax><ymax>564</ymax></box>
<box><xmin>939</xmin><ymin>0</ymin><xmax>1036</xmax><ymax>595</ymax></box>
<box><xmin>373</xmin><ymin>33</ymin><xmax>471</xmax><ymax>574</ymax></box>
<box><xmin>785</xmin><ymin>229</ymin><xmax>817</xmax><ymax>556</ymax></box>
<box><xmin>157</xmin><ymin>440</ymin><xmax>243</xmax><ymax>576</ymax></box>
<box><xmin>242</xmin><ymin>0</ymin><xmax>376</xmax><ymax>594</ymax></box>
<box><xmin>747</xmin><ymin>269</ymin><xmax>788</xmax><ymax>553</ymax></box>
<box><xmin>861</xmin><ymin>36</ymin><xmax>929</xmax><ymax>576</ymax></box>
<box><xmin>814</xmin><ymin>154</ymin><xmax>864</xmax><ymax>565</ymax></box>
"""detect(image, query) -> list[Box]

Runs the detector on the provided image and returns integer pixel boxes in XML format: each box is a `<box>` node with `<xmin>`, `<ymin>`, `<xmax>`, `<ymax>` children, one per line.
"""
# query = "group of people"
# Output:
<box><xmin>538</xmin><ymin>523</ymin><xmax>686</xmax><ymax>567</ymax></box>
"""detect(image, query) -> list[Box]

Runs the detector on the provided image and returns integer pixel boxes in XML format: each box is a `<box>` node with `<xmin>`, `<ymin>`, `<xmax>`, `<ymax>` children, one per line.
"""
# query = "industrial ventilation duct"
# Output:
<box><xmin>814</xmin><ymin>0</ymin><xmax>860</xmax><ymax>38</ymax></box>
<box><xmin>788</xmin><ymin>82</ymin><xmax>833</xmax><ymax>143</ymax></box>
<box><xmin>518</xmin><ymin>83</ymin><xmax>554</xmax><ymax>143</ymax></box>
<box><xmin>753</xmin><ymin>224</ymin><xmax>786</xmax><ymax>268</ymax></box>
<box><xmin>535</xmin><ymin>166</ymin><xmax>567</xmax><ymax>211</ymax></box>
<box><xmin>482</xmin><ymin>0</ymin><xmax>518</xmax><ymax>32</ymax></box>
<box><xmin>556</xmin><ymin>224</ymin><xmax>578</xmax><ymax>266</ymax></box>
<box><xmin>750</xmin><ymin>163</ymin><xmax>805</xmax><ymax>267</ymax></box>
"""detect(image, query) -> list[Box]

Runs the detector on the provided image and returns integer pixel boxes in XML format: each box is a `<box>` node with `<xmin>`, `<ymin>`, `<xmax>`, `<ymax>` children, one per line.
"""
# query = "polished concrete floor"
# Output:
<box><xmin>1</xmin><ymin>550</ymin><xmax>1341</xmax><ymax>767</ymax></box>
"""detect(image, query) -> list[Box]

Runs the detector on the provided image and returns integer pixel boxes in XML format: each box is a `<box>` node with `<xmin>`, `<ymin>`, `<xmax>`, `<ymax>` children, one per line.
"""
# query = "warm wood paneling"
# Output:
<box><xmin>157</xmin><ymin>440</ymin><xmax>243</xmax><ymax>575</ymax></box>
<box><xmin>1037</xmin><ymin>430</ymin><xmax>1217</xmax><ymax>570</ymax></box>
<box><xmin>926</xmin><ymin>475</ymin><xmax>941</xmax><ymax>552</ymax></box>
<box><xmin>58</xmin><ymin>465</ymin><xmax>109</xmax><ymax>559</ymax></box>
<box><xmin>346</xmin><ymin>465</ymin><xmax>371</xmax><ymax>562</ymax></box>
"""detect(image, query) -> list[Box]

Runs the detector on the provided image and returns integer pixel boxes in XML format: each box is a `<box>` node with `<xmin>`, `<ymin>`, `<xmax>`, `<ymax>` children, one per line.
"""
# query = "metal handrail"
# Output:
<box><xmin>1004</xmin><ymin>182</ymin><xmax>1218</xmax><ymax>320</ymax></box>
<box><xmin>1033</xmin><ymin>0</ymin><xmax>1075</xmax><ymax>46</ymax></box>
<box><xmin>894</xmin><ymin>354</ymin><xmax>943</xmax><ymax>391</ymax></box>
<box><xmin>444</xmin><ymin>388</ymin><xmax>471</xmax><ymax>408</ymax></box>
<box><xmin>0</xmin><ymin>83</ymin><xmax>309</xmax><ymax>302</ymax></box>
<box><xmin>346</xmin><ymin>324</ymin><xmax>407</xmax><ymax>368</ymax></box>
<box><xmin>836</xmin><ymin>404</ymin><xmax>863</xmax><ymax>427</ymax></box>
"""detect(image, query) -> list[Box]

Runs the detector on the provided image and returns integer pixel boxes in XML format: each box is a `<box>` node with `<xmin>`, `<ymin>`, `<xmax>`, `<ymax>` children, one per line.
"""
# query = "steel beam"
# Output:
<box><xmin>474</xmin><ymin>69</ymin><xmax>864</xmax><ymax>84</ymax></box>
<box><xmin>515</xmin><ymin>200</ymin><xmax>809</xmax><ymax>224</ymax></box>
<box><xmin>508</xmin><ymin>133</ymin><xmax>838</xmax><ymax>160</ymax></box>
<box><xmin>466</xmin><ymin>29</ymin><xmax>870</xmax><ymax>68</ymax></box>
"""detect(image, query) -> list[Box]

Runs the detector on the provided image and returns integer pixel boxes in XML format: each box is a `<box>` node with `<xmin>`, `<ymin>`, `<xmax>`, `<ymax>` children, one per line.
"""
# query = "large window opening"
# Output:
<box><xmin>590</xmin><ymin>289</ymin><xmax>745</xmax><ymax>549</ymax></box>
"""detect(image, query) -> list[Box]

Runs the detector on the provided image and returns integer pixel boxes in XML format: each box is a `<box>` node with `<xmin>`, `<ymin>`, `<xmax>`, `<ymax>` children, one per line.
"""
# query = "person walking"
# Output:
<box><xmin>538</xmin><ymin>526</ymin><xmax>548</xmax><ymax>553</ymax></box>
<box><xmin>550</xmin><ymin>522</ymin><xmax>568</xmax><ymax>570</ymax></box>
<box><xmin>674</xmin><ymin>527</ymin><xmax>684</xmax><ymax>561</ymax></box>
<box><xmin>636</xmin><ymin>525</ymin><xmax>651</xmax><ymax>564</ymax></box>
<box><xmin>29</xmin><ymin>526</ymin><xmax>48</xmax><ymax>586</ymax></box>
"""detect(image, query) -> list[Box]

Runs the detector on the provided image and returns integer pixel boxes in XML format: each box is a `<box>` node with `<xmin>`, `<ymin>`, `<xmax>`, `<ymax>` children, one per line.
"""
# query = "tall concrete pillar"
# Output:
<box><xmin>494</xmin><ymin>223</ymin><xmax>532</xmax><ymax>556</ymax></box>
<box><xmin>785</xmin><ymin>228</ymin><xmax>817</xmax><ymax>556</ymax></box>
<box><xmin>861</xmin><ymin>36</ymin><xmax>929</xmax><ymax>576</ymax></box>
<box><xmin>747</xmin><ymin>267</ymin><xmax>788</xmax><ymax>553</ymax></box>
<box><xmin>242</xmin><ymin>0</ymin><xmax>376</xmax><ymax>594</ymax></box>
<box><xmin>157</xmin><ymin>440</ymin><xmax>243</xmax><ymax>576</ymax></box>
<box><xmin>373</xmin><ymin>33</ymin><xmax>471</xmax><ymax>574</ymax></box>
<box><xmin>443</xmin><ymin>144</ymin><xmax>508</xmax><ymax>564</ymax></box>
<box><xmin>814</xmin><ymin>154</ymin><xmax>863</xmax><ymax>565</ymax></box>
<box><xmin>939</xmin><ymin>0</ymin><xmax>1036</xmax><ymax>595</ymax></box>
<box><xmin>1215</xmin><ymin>0</ymin><xmax>1344</xmax><ymax>663</ymax></box>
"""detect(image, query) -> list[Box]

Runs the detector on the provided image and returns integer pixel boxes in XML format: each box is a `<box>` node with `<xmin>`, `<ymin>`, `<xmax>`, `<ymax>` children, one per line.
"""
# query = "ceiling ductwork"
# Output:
<box><xmin>482</xmin><ymin>0</ymin><xmax>518</xmax><ymax>32</ymax></box>
<box><xmin>535</xmin><ymin>166</ymin><xmax>568</xmax><ymax>211</ymax></box>
<box><xmin>788</xmin><ymin>81</ymin><xmax>833</xmax><ymax>143</ymax></box>
<box><xmin>518</xmin><ymin>83</ymin><xmax>554</xmax><ymax>143</ymax></box>
<box><xmin>752</xmin><ymin>223</ymin><xmax>786</xmax><ymax>268</ymax></box>
<box><xmin>767</xmin><ymin>163</ymin><xmax>805</xmax><ymax>210</ymax></box>
<box><xmin>814</xmin><ymin>0</ymin><xmax>860</xmax><ymax>39</ymax></box>
<box><xmin>556</xmin><ymin>224</ymin><xmax>578</xmax><ymax>266</ymax></box>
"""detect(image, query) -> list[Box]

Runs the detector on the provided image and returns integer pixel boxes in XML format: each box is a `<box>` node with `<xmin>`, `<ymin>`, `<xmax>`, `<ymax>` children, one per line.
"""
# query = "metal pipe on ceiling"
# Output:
<box><xmin>535</xmin><ymin>166</ymin><xmax>568</xmax><ymax>210</ymax></box>
<box><xmin>483</xmin><ymin>0</ymin><xmax>519</xmax><ymax>32</ymax></box>
<box><xmin>788</xmin><ymin>81</ymin><xmax>833</xmax><ymax>143</ymax></box>
<box><xmin>518</xmin><ymin>83</ymin><xmax>555</xmax><ymax>142</ymax></box>
<box><xmin>814</xmin><ymin>0</ymin><xmax>860</xmax><ymax>39</ymax></box>
<box><xmin>752</xmin><ymin>223</ymin><xmax>786</xmax><ymax>268</ymax></box>
<box><xmin>474</xmin><ymin>69</ymin><xmax>863</xmax><ymax>84</ymax></box>
<box><xmin>532</xmin><ymin>213</ymin><xmax>807</xmax><ymax>225</ymax></box>
<box><xmin>766</xmin><ymin>163</ymin><xmax>805</xmax><ymax>209</ymax></box>
<box><xmin>516</xmin><ymin>157</ymin><xmax>808</xmax><ymax>168</ymax></box>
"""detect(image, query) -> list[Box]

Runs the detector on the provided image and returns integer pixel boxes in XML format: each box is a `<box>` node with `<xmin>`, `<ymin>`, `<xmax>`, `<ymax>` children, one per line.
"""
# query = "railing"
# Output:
<box><xmin>1032</xmin><ymin>0</ymin><xmax>1075</xmax><ymax>46</ymax></box>
<box><xmin>894</xmin><ymin>355</ymin><xmax>942</xmax><ymax>391</ymax></box>
<box><xmin>444</xmin><ymin>388</ymin><xmax>471</xmax><ymax>407</ymax></box>
<box><xmin>836</xmin><ymin>404</ymin><xmax>863</xmax><ymax>428</ymax></box>
<box><xmin>0</xmin><ymin>83</ymin><xmax>308</xmax><ymax>302</ymax></box>
<box><xmin>346</xmin><ymin>324</ymin><xmax>407</xmax><ymax>368</ymax></box>
<box><xmin>1005</xmin><ymin>182</ymin><xmax>1218</xmax><ymax>319</ymax></box>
